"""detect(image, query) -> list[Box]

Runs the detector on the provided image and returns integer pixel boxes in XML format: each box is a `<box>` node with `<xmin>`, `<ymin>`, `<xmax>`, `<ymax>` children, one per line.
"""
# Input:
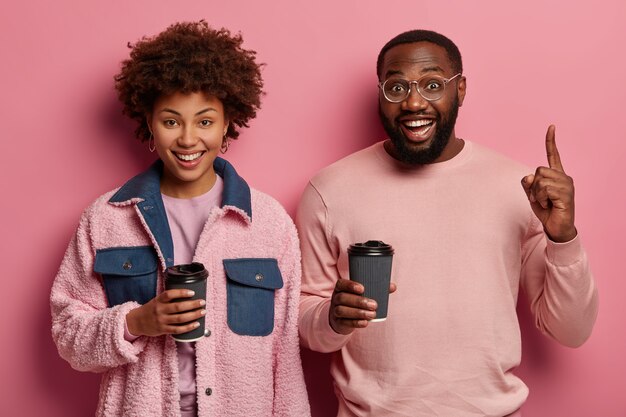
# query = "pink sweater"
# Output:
<box><xmin>51</xmin><ymin>160</ymin><xmax>310</xmax><ymax>416</ymax></box>
<box><xmin>297</xmin><ymin>141</ymin><xmax>598</xmax><ymax>417</ymax></box>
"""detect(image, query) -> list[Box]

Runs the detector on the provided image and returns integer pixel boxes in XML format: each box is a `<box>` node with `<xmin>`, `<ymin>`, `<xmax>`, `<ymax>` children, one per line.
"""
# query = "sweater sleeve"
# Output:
<box><xmin>296</xmin><ymin>182</ymin><xmax>353</xmax><ymax>353</ymax></box>
<box><xmin>50</xmin><ymin>207</ymin><xmax>148</xmax><ymax>373</ymax></box>
<box><xmin>520</xmin><ymin>214</ymin><xmax>599</xmax><ymax>348</ymax></box>
<box><xmin>271</xmin><ymin>211</ymin><xmax>311</xmax><ymax>416</ymax></box>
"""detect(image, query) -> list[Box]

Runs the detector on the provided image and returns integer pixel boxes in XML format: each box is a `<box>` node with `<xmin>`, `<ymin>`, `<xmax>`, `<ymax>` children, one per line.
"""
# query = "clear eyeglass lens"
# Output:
<box><xmin>419</xmin><ymin>77</ymin><xmax>445</xmax><ymax>99</ymax></box>
<box><xmin>383</xmin><ymin>76</ymin><xmax>447</xmax><ymax>102</ymax></box>
<box><xmin>383</xmin><ymin>79</ymin><xmax>410</xmax><ymax>102</ymax></box>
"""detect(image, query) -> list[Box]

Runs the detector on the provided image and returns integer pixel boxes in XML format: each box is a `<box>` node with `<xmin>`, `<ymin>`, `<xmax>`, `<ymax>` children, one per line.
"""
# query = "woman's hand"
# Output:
<box><xmin>126</xmin><ymin>289</ymin><xmax>206</xmax><ymax>337</ymax></box>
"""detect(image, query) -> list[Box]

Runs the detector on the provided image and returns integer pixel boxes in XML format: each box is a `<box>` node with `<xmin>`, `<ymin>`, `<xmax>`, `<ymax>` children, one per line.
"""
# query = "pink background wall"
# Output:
<box><xmin>1</xmin><ymin>1</ymin><xmax>624</xmax><ymax>415</ymax></box>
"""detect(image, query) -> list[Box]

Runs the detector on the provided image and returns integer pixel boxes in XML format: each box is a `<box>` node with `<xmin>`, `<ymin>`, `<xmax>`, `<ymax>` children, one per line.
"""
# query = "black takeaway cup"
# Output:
<box><xmin>164</xmin><ymin>262</ymin><xmax>208</xmax><ymax>342</ymax></box>
<box><xmin>348</xmin><ymin>240</ymin><xmax>394</xmax><ymax>321</ymax></box>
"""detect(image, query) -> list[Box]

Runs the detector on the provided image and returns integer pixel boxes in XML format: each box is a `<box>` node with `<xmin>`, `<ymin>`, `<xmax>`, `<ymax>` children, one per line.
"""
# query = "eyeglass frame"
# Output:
<box><xmin>378</xmin><ymin>72</ymin><xmax>463</xmax><ymax>103</ymax></box>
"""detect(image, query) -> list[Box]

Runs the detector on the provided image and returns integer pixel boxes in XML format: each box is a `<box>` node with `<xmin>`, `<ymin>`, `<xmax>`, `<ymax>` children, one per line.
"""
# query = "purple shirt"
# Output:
<box><xmin>124</xmin><ymin>175</ymin><xmax>224</xmax><ymax>416</ymax></box>
<box><xmin>162</xmin><ymin>176</ymin><xmax>224</xmax><ymax>416</ymax></box>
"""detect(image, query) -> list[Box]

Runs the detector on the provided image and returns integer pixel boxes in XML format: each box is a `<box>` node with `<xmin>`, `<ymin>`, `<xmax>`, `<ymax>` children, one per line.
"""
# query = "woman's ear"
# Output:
<box><xmin>146</xmin><ymin>115</ymin><xmax>153</xmax><ymax>135</ymax></box>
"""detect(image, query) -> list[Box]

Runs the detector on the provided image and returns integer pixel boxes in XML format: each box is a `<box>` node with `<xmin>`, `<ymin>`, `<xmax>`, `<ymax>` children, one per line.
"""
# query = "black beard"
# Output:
<box><xmin>379</xmin><ymin>97</ymin><xmax>459</xmax><ymax>165</ymax></box>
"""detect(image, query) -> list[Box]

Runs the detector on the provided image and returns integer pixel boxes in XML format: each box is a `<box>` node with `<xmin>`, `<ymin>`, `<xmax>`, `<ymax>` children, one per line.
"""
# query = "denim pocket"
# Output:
<box><xmin>94</xmin><ymin>246</ymin><xmax>158</xmax><ymax>307</ymax></box>
<box><xmin>223</xmin><ymin>258</ymin><xmax>284</xmax><ymax>336</ymax></box>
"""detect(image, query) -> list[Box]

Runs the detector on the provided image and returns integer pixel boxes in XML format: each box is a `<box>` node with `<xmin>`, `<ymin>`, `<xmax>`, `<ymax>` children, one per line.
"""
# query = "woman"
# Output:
<box><xmin>51</xmin><ymin>21</ymin><xmax>310</xmax><ymax>417</ymax></box>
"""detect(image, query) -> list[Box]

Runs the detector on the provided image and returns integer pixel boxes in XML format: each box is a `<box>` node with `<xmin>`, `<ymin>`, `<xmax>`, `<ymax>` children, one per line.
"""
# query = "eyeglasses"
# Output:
<box><xmin>379</xmin><ymin>73</ymin><xmax>462</xmax><ymax>103</ymax></box>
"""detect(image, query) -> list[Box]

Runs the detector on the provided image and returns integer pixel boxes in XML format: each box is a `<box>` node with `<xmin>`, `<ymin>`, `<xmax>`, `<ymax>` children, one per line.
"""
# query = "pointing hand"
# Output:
<box><xmin>521</xmin><ymin>125</ymin><xmax>577</xmax><ymax>242</ymax></box>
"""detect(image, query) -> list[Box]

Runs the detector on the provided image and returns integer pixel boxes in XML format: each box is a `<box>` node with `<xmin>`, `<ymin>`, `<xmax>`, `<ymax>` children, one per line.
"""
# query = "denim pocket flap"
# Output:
<box><xmin>94</xmin><ymin>246</ymin><xmax>158</xmax><ymax>307</ymax></box>
<box><xmin>94</xmin><ymin>246</ymin><xmax>158</xmax><ymax>276</ymax></box>
<box><xmin>223</xmin><ymin>258</ymin><xmax>283</xmax><ymax>336</ymax></box>
<box><xmin>223</xmin><ymin>258</ymin><xmax>283</xmax><ymax>290</ymax></box>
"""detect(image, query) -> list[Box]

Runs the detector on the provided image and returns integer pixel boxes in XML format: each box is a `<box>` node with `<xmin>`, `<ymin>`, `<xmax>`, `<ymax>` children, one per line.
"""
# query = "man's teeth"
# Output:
<box><xmin>416</xmin><ymin>125</ymin><xmax>432</xmax><ymax>135</ymax></box>
<box><xmin>175</xmin><ymin>152</ymin><xmax>203</xmax><ymax>161</ymax></box>
<box><xmin>404</xmin><ymin>119</ymin><xmax>433</xmax><ymax>127</ymax></box>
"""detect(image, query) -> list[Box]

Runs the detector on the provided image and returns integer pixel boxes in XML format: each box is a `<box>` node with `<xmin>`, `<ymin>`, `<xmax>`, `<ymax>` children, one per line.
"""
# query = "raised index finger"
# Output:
<box><xmin>545</xmin><ymin>124</ymin><xmax>565</xmax><ymax>172</ymax></box>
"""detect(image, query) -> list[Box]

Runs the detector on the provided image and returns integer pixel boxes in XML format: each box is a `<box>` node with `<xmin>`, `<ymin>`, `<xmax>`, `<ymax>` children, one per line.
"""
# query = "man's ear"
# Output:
<box><xmin>457</xmin><ymin>76</ymin><xmax>467</xmax><ymax>107</ymax></box>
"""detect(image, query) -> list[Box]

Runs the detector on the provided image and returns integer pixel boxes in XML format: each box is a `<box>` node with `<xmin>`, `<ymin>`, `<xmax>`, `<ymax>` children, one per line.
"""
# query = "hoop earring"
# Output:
<box><xmin>220</xmin><ymin>136</ymin><xmax>229</xmax><ymax>154</ymax></box>
<box><xmin>148</xmin><ymin>134</ymin><xmax>155</xmax><ymax>153</ymax></box>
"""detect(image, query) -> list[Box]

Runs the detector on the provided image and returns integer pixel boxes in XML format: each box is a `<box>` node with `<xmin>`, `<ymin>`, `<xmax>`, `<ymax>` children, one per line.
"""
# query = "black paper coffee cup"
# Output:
<box><xmin>165</xmin><ymin>262</ymin><xmax>208</xmax><ymax>342</ymax></box>
<box><xmin>348</xmin><ymin>240</ymin><xmax>394</xmax><ymax>321</ymax></box>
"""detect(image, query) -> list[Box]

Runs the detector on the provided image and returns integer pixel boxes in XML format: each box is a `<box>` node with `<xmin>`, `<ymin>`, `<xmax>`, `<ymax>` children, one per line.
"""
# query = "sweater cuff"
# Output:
<box><xmin>545</xmin><ymin>233</ymin><xmax>584</xmax><ymax>266</ymax></box>
<box><xmin>317</xmin><ymin>301</ymin><xmax>353</xmax><ymax>350</ymax></box>
<box><xmin>114</xmin><ymin>302</ymin><xmax>147</xmax><ymax>359</ymax></box>
<box><xmin>124</xmin><ymin>317</ymin><xmax>140</xmax><ymax>342</ymax></box>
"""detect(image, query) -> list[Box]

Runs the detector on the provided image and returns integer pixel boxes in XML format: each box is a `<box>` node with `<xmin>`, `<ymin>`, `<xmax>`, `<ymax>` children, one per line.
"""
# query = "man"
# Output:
<box><xmin>296</xmin><ymin>30</ymin><xmax>598</xmax><ymax>417</ymax></box>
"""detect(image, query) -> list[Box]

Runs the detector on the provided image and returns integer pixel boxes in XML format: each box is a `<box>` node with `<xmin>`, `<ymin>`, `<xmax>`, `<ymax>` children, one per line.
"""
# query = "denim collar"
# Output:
<box><xmin>108</xmin><ymin>158</ymin><xmax>251</xmax><ymax>269</ymax></box>
<box><xmin>109</xmin><ymin>157</ymin><xmax>252</xmax><ymax>219</ymax></box>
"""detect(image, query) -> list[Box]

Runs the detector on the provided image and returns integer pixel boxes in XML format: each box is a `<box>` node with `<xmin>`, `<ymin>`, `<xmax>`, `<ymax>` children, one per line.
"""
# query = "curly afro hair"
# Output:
<box><xmin>114</xmin><ymin>21</ymin><xmax>264</xmax><ymax>142</ymax></box>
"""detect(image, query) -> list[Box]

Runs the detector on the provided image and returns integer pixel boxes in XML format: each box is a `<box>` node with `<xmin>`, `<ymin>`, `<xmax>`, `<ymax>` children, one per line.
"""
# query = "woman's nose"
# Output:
<box><xmin>177</xmin><ymin>126</ymin><xmax>198</xmax><ymax>147</ymax></box>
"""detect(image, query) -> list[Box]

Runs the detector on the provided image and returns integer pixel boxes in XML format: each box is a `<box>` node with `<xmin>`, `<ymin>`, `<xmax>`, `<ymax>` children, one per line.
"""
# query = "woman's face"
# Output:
<box><xmin>149</xmin><ymin>91</ymin><xmax>228</xmax><ymax>198</ymax></box>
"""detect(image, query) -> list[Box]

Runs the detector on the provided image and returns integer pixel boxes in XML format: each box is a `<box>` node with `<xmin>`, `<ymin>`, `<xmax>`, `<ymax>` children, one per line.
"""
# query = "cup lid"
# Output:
<box><xmin>348</xmin><ymin>240</ymin><xmax>394</xmax><ymax>255</ymax></box>
<box><xmin>165</xmin><ymin>262</ymin><xmax>208</xmax><ymax>281</ymax></box>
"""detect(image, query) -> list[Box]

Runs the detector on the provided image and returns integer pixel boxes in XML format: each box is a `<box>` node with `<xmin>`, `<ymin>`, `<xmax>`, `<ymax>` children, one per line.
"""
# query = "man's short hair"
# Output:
<box><xmin>376</xmin><ymin>30</ymin><xmax>463</xmax><ymax>79</ymax></box>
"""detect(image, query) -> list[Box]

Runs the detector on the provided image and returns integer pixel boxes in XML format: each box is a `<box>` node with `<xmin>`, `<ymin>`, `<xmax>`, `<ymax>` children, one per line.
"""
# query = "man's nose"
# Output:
<box><xmin>402</xmin><ymin>85</ymin><xmax>429</xmax><ymax>112</ymax></box>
